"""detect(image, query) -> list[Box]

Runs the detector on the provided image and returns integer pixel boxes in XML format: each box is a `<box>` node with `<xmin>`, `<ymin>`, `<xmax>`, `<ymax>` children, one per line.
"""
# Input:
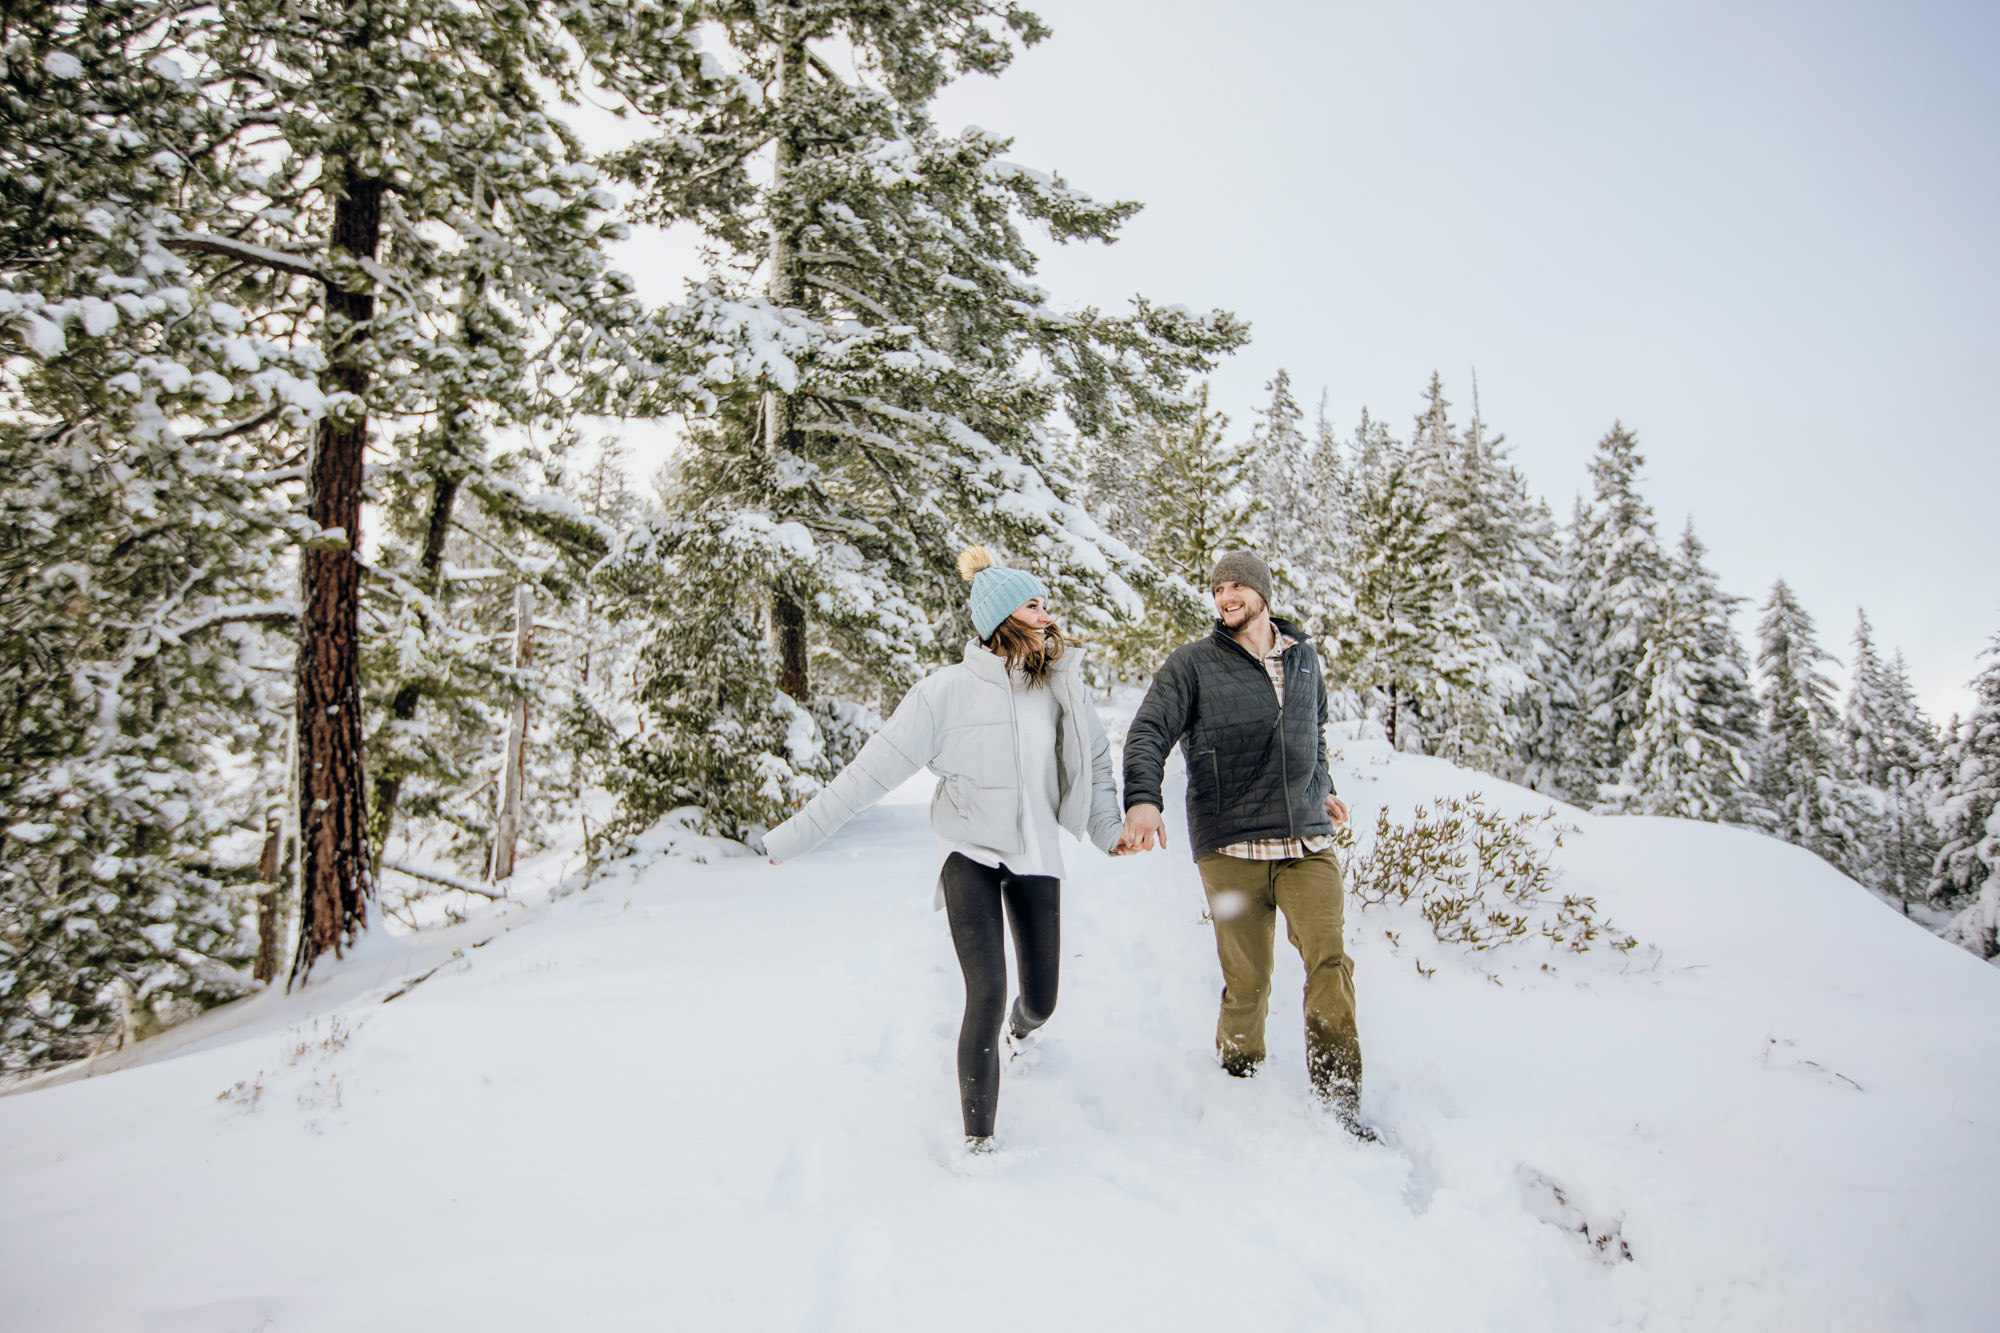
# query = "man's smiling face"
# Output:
<box><xmin>1213</xmin><ymin>580</ymin><xmax>1265</xmax><ymax>628</ymax></box>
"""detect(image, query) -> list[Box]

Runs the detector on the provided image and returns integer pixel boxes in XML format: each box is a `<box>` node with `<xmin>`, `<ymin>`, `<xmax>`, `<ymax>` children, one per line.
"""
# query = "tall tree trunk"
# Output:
<box><xmin>773</xmin><ymin>592</ymin><xmax>809</xmax><ymax>701</ymax></box>
<box><xmin>491</xmin><ymin>584</ymin><xmax>534</xmax><ymax>881</ymax></box>
<box><xmin>367</xmin><ymin>472</ymin><xmax>459</xmax><ymax>865</ymax></box>
<box><xmin>765</xmin><ymin>11</ymin><xmax>811</xmax><ymax>702</ymax></box>
<box><xmin>1387</xmin><ymin>681</ymin><xmax>1400</xmax><ymax>749</ymax></box>
<box><xmin>291</xmin><ymin>165</ymin><xmax>383</xmax><ymax>986</ymax></box>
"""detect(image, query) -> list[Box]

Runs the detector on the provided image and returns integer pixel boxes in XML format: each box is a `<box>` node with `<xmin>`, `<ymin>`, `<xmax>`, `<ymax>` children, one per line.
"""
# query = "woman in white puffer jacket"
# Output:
<box><xmin>763</xmin><ymin>547</ymin><xmax>1123</xmax><ymax>1153</ymax></box>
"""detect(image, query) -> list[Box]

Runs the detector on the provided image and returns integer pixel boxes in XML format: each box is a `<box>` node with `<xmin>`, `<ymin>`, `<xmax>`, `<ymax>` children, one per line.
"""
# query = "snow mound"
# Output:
<box><xmin>2</xmin><ymin>742</ymin><xmax>1996</xmax><ymax>1331</ymax></box>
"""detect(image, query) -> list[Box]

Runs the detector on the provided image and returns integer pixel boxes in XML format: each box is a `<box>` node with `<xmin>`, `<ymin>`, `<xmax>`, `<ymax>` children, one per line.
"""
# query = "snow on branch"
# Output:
<box><xmin>383</xmin><ymin>860</ymin><xmax>506</xmax><ymax>899</ymax></box>
<box><xmin>187</xmin><ymin>405</ymin><xmax>284</xmax><ymax>443</ymax></box>
<box><xmin>161</xmin><ymin>234</ymin><xmax>324</xmax><ymax>281</ymax></box>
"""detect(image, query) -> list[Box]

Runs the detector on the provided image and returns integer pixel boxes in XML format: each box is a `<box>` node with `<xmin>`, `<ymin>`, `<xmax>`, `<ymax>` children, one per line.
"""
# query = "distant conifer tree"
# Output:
<box><xmin>1754</xmin><ymin>580</ymin><xmax>1867</xmax><ymax>874</ymax></box>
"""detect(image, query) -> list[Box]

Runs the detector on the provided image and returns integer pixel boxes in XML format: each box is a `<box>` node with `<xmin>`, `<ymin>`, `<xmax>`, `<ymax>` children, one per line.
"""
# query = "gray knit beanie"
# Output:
<box><xmin>1209</xmin><ymin>551</ymin><xmax>1273</xmax><ymax>609</ymax></box>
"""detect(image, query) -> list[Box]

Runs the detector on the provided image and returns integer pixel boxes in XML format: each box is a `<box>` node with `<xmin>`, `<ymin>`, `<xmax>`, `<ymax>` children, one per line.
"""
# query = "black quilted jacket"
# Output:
<box><xmin>1123</xmin><ymin>618</ymin><xmax>1338</xmax><ymax>860</ymax></box>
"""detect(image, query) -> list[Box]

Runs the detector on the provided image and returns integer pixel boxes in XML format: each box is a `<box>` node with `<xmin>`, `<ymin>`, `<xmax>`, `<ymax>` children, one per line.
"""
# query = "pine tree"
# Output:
<box><xmin>178</xmin><ymin>0</ymin><xmax>722</xmax><ymax>978</ymax></box>
<box><xmin>598</xmin><ymin>3</ymin><xmax>1244</xmax><ymax>841</ymax></box>
<box><xmin>0</xmin><ymin>2</ymin><xmax>316</xmax><ymax>1068</ymax></box>
<box><xmin>1842</xmin><ymin>610</ymin><xmax>1896</xmax><ymax>788</ymax></box>
<box><xmin>1327</xmin><ymin>462</ymin><xmax>1482</xmax><ymax>749</ymax></box>
<box><xmin>1939</xmin><ymin>809</ymin><xmax>2000</xmax><ymax>960</ymax></box>
<box><xmin>1754</xmin><ymin>580</ymin><xmax>1865</xmax><ymax>874</ymax></box>
<box><xmin>1932</xmin><ymin>639</ymin><xmax>2000</xmax><ymax>915</ymax></box>
<box><xmin>1288</xmin><ymin>390</ymin><xmax>1359</xmax><ymax>710</ymax></box>
<box><xmin>1599</xmin><ymin>526</ymin><xmax>1760</xmax><ymax>822</ymax></box>
<box><xmin>1301</xmin><ymin>391</ymin><xmax>1352</xmax><ymax>573</ymax></box>
<box><xmin>1567</xmin><ymin>423</ymin><xmax>1671</xmax><ymax>795</ymax></box>
<box><xmin>1401</xmin><ymin>374</ymin><xmax>1563</xmax><ymax>775</ymax></box>
<box><xmin>1244</xmin><ymin>368</ymin><xmax>1314</xmax><ymax>612</ymax></box>
<box><xmin>1872</xmin><ymin>650</ymin><xmax>1944</xmax><ymax>914</ymax></box>
<box><xmin>1137</xmin><ymin>388</ymin><xmax>1260</xmax><ymax>591</ymax></box>
<box><xmin>3</xmin><ymin>0</ymin><xmax>738</xmax><ymax>1050</ymax></box>
<box><xmin>1088</xmin><ymin>387</ymin><xmax>1257</xmax><ymax>676</ymax></box>
<box><xmin>1838</xmin><ymin>611</ymin><xmax>1943</xmax><ymax>906</ymax></box>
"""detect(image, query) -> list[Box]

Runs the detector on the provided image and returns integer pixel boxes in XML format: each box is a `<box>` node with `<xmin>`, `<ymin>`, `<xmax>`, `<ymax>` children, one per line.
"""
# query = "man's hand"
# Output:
<box><xmin>1325</xmin><ymin>794</ymin><xmax>1350</xmax><ymax>828</ymax></box>
<box><xmin>1115</xmin><ymin>803</ymin><xmax>1167</xmax><ymax>855</ymax></box>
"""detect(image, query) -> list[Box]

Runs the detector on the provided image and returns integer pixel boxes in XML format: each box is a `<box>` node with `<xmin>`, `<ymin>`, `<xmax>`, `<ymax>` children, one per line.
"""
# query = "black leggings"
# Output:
<box><xmin>939</xmin><ymin>852</ymin><xmax>1061</xmax><ymax>1139</ymax></box>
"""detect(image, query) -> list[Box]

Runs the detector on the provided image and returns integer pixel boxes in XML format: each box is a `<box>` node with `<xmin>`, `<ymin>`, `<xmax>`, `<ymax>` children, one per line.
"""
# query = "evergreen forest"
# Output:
<box><xmin>4</xmin><ymin>0</ymin><xmax>1997</xmax><ymax>1073</ymax></box>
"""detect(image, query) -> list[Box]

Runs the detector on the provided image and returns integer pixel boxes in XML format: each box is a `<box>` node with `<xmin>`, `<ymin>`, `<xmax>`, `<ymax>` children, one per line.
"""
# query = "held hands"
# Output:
<box><xmin>1113</xmin><ymin>798</ymin><xmax>1345</xmax><ymax>855</ymax></box>
<box><xmin>1113</xmin><ymin>803</ymin><xmax>1167</xmax><ymax>856</ymax></box>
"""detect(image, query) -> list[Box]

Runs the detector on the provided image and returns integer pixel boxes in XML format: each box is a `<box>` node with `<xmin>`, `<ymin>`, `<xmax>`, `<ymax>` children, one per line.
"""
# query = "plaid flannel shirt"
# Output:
<box><xmin>1216</xmin><ymin>630</ymin><xmax>1337</xmax><ymax>862</ymax></box>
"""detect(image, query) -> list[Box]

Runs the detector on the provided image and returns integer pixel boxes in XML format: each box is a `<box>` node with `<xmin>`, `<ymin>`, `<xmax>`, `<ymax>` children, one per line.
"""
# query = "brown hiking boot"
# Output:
<box><xmin>1314</xmin><ymin>1079</ymin><xmax>1378</xmax><ymax>1141</ymax></box>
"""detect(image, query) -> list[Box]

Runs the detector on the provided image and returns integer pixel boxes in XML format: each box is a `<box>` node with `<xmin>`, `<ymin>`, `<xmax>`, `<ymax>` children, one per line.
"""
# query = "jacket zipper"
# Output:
<box><xmin>1218</xmin><ymin>624</ymin><xmax>1297</xmax><ymax>843</ymax></box>
<box><xmin>1005</xmin><ymin>669</ymin><xmax>1024</xmax><ymax>851</ymax></box>
<box><xmin>1277</xmin><ymin>689</ymin><xmax>1295</xmax><ymax>842</ymax></box>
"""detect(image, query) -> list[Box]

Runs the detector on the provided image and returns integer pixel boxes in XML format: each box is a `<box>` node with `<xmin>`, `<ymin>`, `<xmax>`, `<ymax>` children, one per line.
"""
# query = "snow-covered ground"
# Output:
<box><xmin>4</xmin><ymin>739</ymin><xmax>1997</xmax><ymax>1332</ymax></box>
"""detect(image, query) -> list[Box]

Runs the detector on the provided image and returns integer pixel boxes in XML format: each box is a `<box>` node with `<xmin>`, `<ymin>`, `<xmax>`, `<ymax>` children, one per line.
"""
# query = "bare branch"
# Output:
<box><xmin>382</xmin><ymin>860</ymin><xmax>505</xmax><ymax>899</ymax></box>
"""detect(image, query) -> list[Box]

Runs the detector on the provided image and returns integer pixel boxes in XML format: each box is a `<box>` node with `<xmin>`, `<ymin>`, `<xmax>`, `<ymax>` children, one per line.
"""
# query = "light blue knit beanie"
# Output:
<box><xmin>958</xmin><ymin>546</ymin><xmax>1046</xmax><ymax>640</ymax></box>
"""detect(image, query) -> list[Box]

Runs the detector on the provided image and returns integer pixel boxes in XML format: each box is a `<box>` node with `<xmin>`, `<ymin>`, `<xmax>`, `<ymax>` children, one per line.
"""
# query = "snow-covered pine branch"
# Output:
<box><xmin>159</xmin><ymin>234</ymin><xmax>324</xmax><ymax>280</ymax></box>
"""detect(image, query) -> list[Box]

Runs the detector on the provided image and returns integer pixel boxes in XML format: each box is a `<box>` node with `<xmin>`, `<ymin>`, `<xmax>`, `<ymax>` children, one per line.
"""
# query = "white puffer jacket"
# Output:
<box><xmin>762</xmin><ymin>641</ymin><xmax>1123</xmax><ymax>864</ymax></box>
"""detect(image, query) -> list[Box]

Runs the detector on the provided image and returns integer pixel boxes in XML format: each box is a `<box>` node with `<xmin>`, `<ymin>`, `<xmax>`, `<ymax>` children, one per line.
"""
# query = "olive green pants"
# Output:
<box><xmin>1195</xmin><ymin>848</ymin><xmax>1362</xmax><ymax>1098</ymax></box>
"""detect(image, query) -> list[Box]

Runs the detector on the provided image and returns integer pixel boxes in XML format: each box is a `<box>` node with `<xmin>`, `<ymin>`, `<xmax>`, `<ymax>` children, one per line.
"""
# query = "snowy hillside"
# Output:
<box><xmin>3</xmin><ymin>739</ymin><xmax>1997</xmax><ymax>1332</ymax></box>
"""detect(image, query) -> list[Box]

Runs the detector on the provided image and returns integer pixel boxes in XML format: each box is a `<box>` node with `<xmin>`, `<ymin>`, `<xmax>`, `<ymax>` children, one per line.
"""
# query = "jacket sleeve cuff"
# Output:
<box><xmin>762</xmin><ymin>817</ymin><xmax>810</xmax><ymax>863</ymax></box>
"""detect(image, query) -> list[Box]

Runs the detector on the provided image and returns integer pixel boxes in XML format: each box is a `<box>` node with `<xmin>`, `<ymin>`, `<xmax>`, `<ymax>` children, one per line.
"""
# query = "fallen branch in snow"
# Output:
<box><xmin>383</xmin><ymin>860</ymin><xmax>505</xmax><ymax>899</ymax></box>
<box><xmin>379</xmin><ymin>964</ymin><xmax>442</xmax><ymax>1004</ymax></box>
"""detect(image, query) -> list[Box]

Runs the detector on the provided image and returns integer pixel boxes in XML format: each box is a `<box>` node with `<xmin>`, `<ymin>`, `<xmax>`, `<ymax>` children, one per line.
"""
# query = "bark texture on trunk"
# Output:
<box><xmin>773</xmin><ymin>592</ymin><xmax>809</xmax><ymax>702</ymax></box>
<box><xmin>491</xmin><ymin>584</ymin><xmax>533</xmax><ymax>881</ymax></box>
<box><xmin>765</xmin><ymin>15</ymin><xmax>812</xmax><ymax>703</ymax></box>
<box><xmin>291</xmin><ymin>166</ymin><xmax>383</xmax><ymax>986</ymax></box>
<box><xmin>367</xmin><ymin>472</ymin><xmax>459</xmax><ymax>863</ymax></box>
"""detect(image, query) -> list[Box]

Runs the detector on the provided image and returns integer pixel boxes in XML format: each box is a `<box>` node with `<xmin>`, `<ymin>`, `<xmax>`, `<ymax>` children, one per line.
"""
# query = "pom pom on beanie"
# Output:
<box><xmin>959</xmin><ymin>545</ymin><xmax>1047</xmax><ymax>639</ymax></box>
<box><xmin>957</xmin><ymin>546</ymin><xmax>994</xmax><ymax>581</ymax></box>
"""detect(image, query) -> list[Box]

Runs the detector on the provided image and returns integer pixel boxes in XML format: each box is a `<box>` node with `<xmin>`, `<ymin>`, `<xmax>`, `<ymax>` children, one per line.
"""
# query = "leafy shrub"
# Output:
<box><xmin>1339</xmin><ymin>796</ymin><xmax>1638</xmax><ymax>956</ymax></box>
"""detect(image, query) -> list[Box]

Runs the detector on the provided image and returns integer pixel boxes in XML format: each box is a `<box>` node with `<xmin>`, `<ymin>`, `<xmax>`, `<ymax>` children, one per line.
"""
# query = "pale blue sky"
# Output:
<box><xmin>919</xmin><ymin>0</ymin><xmax>2000</xmax><ymax>721</ymax></box>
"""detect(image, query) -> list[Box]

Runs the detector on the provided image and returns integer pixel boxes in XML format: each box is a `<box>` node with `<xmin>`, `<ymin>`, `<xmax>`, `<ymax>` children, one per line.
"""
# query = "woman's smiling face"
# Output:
<box><xmin>1009</xmin><ymin>596</ymin><xmax>1053</xmax><ymax>631</ymax></box>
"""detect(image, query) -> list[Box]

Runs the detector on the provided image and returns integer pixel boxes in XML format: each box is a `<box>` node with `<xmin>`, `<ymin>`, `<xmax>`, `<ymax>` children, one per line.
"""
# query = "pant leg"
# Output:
<box><xmin>1195</xmin><ymin>852</ymin><xmax>1279</xmax><ymax>1070</ymax></box>
<box><xmin>1272</xmin><ymin>849</ymin><xmax>1362</xmax><ymax>1099</ymax></box>
<box><xmin>940</xmin><ymin>853</ymin><xmax>1008</xmax><ymax>1138</ymax></box>
<box><xmin>1001</xmin><ymin>871</ymin><xmax>1061</xmax><ymax>1036</ymax></box>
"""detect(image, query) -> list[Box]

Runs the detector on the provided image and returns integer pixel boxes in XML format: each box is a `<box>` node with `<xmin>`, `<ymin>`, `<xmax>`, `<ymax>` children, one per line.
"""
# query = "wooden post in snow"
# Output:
<box><xmin>492</xmin><ymin>583</ymin><xmax>534</xmax><ymax>881</ymax></box>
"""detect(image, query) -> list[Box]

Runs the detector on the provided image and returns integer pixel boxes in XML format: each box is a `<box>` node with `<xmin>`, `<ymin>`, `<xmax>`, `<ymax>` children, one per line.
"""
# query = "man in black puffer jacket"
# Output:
<box><xmin>1118</xmin><ymin>552</ymin><xmax>1369</xmax><ymax>1137</ymax></box>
